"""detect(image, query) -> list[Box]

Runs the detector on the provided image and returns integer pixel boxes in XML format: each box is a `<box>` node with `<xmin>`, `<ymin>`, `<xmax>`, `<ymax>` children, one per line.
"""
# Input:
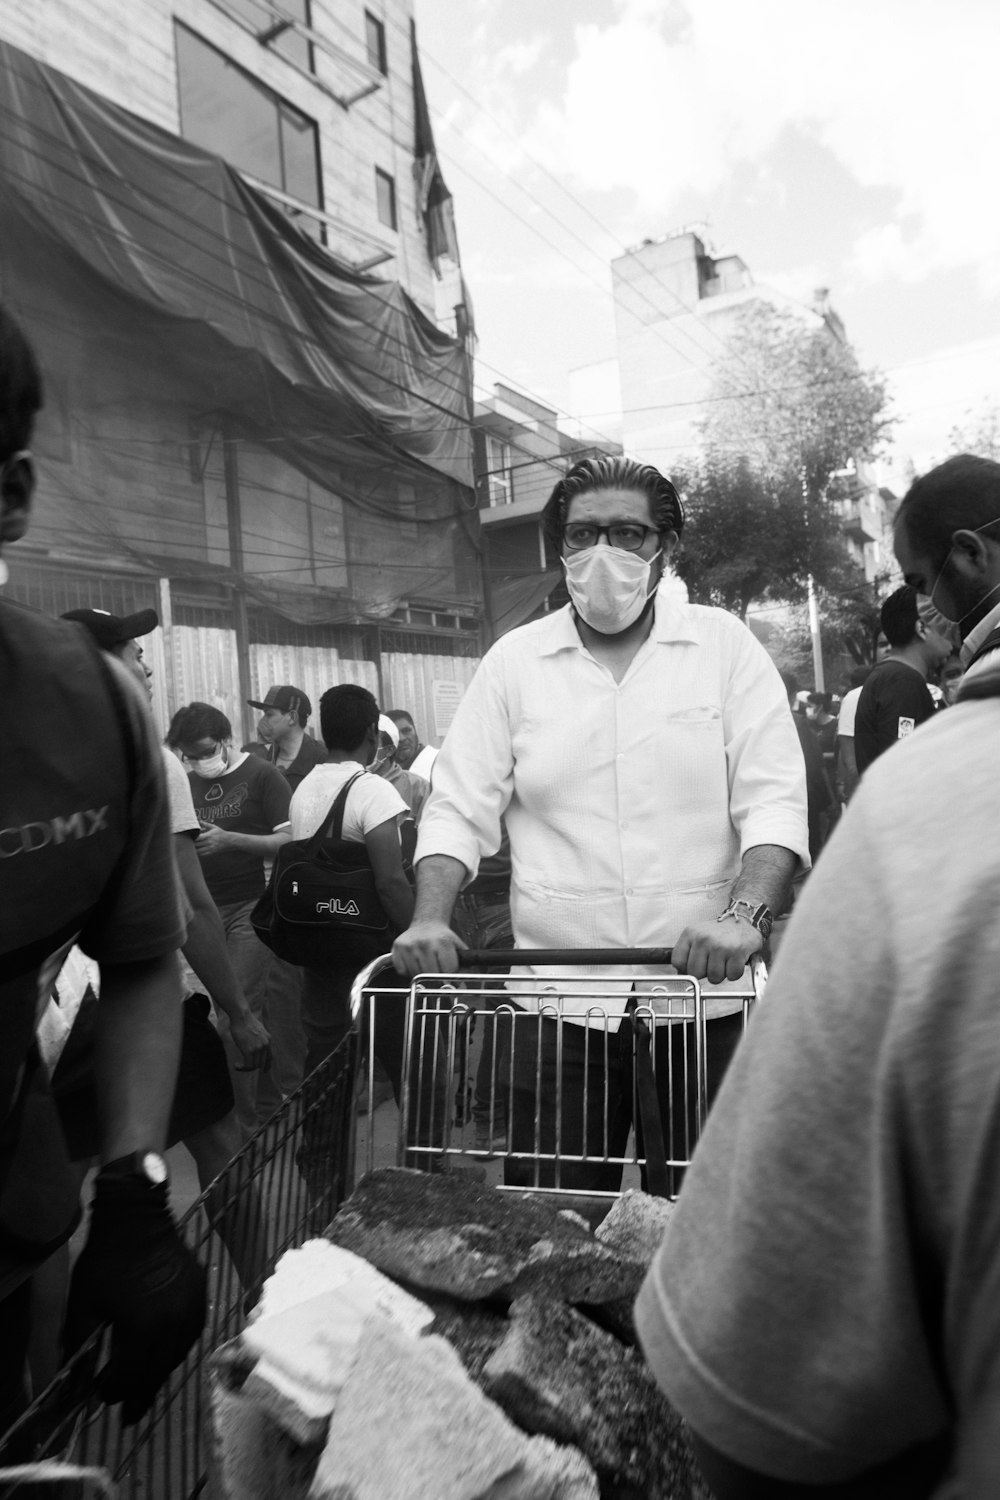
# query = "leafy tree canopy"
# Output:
<box><xmin>697</xmin><ymin>302</ymin><xmax>892</xmax><ymax>502</ymax></box>
<box><xmin>947</xmin><ymin>402</ymin><xmax>1000</xmax><ymax>461</ymax></box>
<box><xmin>675</xmin><ymin>302</ymin><xmax>892</xmax><ymax>618</ymax></box>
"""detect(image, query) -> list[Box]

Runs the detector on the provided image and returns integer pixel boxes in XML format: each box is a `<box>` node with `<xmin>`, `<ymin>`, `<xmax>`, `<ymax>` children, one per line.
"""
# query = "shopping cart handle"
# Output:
<box><xmin>458</xmin><ymin>947</ymin><xmax>675</xmax><ymax>968</ymax></box>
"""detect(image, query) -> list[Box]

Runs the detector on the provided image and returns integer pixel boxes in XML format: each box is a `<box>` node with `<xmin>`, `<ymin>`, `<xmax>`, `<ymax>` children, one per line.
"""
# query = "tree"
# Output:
<box><xmin>698</xmin><ymin>302</ymin><xmax>891</xmax><ymax>503</ymax></box>
<box><xmin>947</xmin><ymin>403</ymin><xmax>1000</xmax><ymax>461</ymax></box>
<box><xmin>765</xmin><ymin>580</ymin><xmax>886</xmax><ymax>690</ymax></box>
<box><xmin>674</xmin><ymin>452</ymin><xmax>848</xmax><ymax>619</ymax></box>
<box><xmin>677</xmin><ymin>303</ymin><xmax>892</xmax><ymax>620</ymax></box>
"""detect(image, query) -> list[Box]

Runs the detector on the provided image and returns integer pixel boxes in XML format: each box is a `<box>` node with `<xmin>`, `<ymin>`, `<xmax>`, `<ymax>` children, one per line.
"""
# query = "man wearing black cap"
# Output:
<box><xmin>61</xmin><ymin>607</ymin><xmax>272</xmax><ymax>1079</ymax></box>
<box><xmin>245</xmin><ymin>684</ymin><xmax>324</xmax><ymax>1114</ymax></box>
<box><xmin>62</xmin><ymin>604</ymin><xmax>158</xmax><ymax>687</ymax></box>
<box><xmin>247</xmin><ymin>685</ymin><xmax>327</xmax><ymax>792</ymax></box>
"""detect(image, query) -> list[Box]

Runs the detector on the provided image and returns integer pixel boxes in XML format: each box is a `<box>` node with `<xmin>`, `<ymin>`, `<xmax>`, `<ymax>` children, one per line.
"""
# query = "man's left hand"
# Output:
<box><xmin>671</xmin><ymin>919</ymin><xmax>763</xmax><ymax>985</ymax></box>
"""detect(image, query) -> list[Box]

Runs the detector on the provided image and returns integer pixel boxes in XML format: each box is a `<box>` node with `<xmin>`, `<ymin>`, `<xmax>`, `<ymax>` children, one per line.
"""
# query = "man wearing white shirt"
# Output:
<box><xmin>288</xmin><ymin>685</ymin><xmax>448</xmax><ymax>1194</ymax></box>
<box><xmin>393</xmin><ymin>455</ymin><xmax>808</xmax><ymax>1191</ymax></box>
<box><xmin>289</xmin><ymin>686</ymin><xmax>413</xmax><ymax>1074</ymax></box>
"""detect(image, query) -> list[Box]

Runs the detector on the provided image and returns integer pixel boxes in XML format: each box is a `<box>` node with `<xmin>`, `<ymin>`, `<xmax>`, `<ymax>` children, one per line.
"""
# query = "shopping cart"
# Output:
<box><xmin>351</xmin><ymin>946</ymin><xmax>765</xmax><ymax>1220</ymax></box>
<box><xmin>0</xmin><ymin>1032</ymin><xmax>359</xmax><ymax>1499</ymax></box>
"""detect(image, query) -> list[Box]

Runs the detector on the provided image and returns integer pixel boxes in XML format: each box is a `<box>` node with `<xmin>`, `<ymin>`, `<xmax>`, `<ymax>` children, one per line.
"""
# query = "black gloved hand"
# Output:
<box><xmin>65</xmin><ymin>1171</ymin><xmax>207</xmax><ymax>1424</ymax></box>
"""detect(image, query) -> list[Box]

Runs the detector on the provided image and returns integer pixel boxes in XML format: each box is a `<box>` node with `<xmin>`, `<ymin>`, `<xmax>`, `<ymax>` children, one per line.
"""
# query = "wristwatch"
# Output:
<box><xmin>99</xmin><ymin>1150</ymin><xmax>169</xmax><ymax>1186</ymax></box>
<box><xmin>717</xmin><ymin>898</ymin><xmax>773</xmax><ymax>942</ymax></box>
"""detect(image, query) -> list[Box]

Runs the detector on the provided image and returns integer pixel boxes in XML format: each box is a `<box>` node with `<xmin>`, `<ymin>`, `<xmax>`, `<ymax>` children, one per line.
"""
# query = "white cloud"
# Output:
<box><xmin>511</xmin><ymin>0</ymin><xmax>1000</xmax><ymax>292</ymax></box>
<box><xmin>881</xmin><ymin>335</ymin><xmax>1000</xmax><ymax>481</ymax></box>
<box><xmin>493</xmin><ymin>37</ymin><xmax>547</xmax><ymax>76</ymax></box>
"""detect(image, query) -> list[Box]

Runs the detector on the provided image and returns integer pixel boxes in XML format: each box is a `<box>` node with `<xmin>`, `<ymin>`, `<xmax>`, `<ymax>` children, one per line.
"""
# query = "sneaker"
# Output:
<box><xmin>474</xmin><ymin>1122</ymin><xmax>508</xmax><ymax>1152</ymax></box>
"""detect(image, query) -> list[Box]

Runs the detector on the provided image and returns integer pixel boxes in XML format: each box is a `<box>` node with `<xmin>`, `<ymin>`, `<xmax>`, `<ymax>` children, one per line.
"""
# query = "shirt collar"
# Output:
<box><xmin>960</xmin><ymin>596</ymin><xmax>1000</xmax><ymax>666</ymax></box>
<box><xmin>537</xmin><ymin>574</ymin><xmax>698</xmax><ymax>658</ymax></box>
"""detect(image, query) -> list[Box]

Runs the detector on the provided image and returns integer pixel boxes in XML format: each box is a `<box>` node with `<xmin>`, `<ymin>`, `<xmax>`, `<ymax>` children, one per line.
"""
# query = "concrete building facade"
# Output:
<box><xmin>0</xmin><ymin>0</ymin><xmax>458</xmax><ymax>318</ymax></box>
<box><xmin>607</xmin><ymin>228</ymin><xmax>886</xmax><ymax>581</ymax></box>
<box><xmin>0</xmin><ymin>0</ymin><xmax>478</xmax><ymax>743</ymax></box>
<box><xmin>472</xmin><ymin>383</ymin><xmax>623</xmax><ymax>638</ymax></box>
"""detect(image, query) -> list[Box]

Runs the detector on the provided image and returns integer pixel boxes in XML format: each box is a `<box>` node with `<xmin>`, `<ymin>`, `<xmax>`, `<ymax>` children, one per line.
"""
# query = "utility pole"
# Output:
<box><xmin>222</xmin><ymin>422</ymin><xmax>254</xmax><ymax>745</ymax></box>
<box><xmin>801</xmin><ymin>463</ymin><xmax>824</xmax><ymax>691</ymax></box>
<box><xmin>807</xmin><ymin>572</ymin><xmax>824</xmax><ymax>692</ymax></box>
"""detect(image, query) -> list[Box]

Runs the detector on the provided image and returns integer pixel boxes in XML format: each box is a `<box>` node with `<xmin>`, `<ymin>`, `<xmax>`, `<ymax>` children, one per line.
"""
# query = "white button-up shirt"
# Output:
<box><xmin>416</xmin><ymin>584</ymin><xmax>809</xmax><ymax>1018</ymax></box>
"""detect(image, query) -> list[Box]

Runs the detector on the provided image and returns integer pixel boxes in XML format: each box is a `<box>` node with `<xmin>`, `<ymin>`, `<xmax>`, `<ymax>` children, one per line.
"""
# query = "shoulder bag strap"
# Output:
<box><xmin>304</xmin><ymin>770</ymin><xmax>367</xmax><ymax>853</ymax></box>
<box><xmin>961</xmin><ymin>625</ymin><xmax>1000</xmax><ymax>676</ymax></box>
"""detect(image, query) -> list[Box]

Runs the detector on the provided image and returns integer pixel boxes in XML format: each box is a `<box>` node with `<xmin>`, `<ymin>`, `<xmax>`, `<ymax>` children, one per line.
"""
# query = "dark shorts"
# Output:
<box><xmin>52</xmin><ymin>992</ymin><xmax>235</xmax><ymax>1160</ymax></box>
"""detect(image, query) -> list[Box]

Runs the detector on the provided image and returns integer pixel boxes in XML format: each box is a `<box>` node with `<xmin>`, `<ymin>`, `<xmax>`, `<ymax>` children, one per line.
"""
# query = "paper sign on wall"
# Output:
<box><xmin>432</xmin><ymin>678</ymin><xmax>464</xmax><ymax>740</ymax></box>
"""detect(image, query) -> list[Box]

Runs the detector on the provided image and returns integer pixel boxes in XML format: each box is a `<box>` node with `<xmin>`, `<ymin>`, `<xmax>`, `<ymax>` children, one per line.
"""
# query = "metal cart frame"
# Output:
<box><xmin>351</xmin><ymin>947</ymin><xmax>765</xmax><ymax>1216</ymax></box>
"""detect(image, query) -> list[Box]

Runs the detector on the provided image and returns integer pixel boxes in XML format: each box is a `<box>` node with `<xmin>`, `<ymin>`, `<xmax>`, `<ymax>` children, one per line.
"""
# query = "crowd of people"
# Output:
<box><xmin>4</xmin><ymin>286</ymin><xmax>1000</xmax><ymax>1492</ymax></box>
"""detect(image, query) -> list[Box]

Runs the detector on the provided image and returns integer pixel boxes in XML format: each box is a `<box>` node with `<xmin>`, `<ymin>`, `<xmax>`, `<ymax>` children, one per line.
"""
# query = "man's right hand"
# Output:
<box><xmin>392</xmin><ymin>921</ymin><xmax>468</xmax><ymax>978</ymax></box>
<box><xmin>230</xmin><ymin>1011</ymin><xmax>271</xmax><ymax>1072</ymax></box>
<box><xmin>65</xmin><ymin>1171</ymin><xmax>207</xmax><ymax>1424</ymax></box>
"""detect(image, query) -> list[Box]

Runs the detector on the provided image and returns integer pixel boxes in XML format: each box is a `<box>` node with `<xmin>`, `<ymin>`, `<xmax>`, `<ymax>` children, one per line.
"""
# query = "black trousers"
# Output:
<box><xmin>504</xmin><ymin>1009</ymin><xmax>744</xmax><ymax>1195</ymax></box>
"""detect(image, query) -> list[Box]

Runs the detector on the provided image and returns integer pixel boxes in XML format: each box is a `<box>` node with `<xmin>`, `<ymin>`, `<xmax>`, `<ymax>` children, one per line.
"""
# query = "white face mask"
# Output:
<box><xmin>191</xmin><ymin>749</ymin><xmax>229</xmax><ymax>779</ymax></box>
<box><xmin>563</xmin><ymin>546</ymin><xmax>661</xmax><ymax>634</ymax></box>
<box><xmin>926</xmin><ymin>518</ymin><xmax>1000</xmax><ymax>632</ymax></box>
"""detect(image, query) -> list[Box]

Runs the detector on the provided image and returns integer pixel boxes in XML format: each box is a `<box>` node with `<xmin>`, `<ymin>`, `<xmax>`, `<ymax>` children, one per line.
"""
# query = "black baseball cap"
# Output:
<box><xmin>62</xmin><ymin>607</ymin><xmax>159</xmax><ymax>649</ymax></box>
<box><xmin>247</xmin><ymin>685</ymin><xmax>312</xmax><ymax>720</ymax></box>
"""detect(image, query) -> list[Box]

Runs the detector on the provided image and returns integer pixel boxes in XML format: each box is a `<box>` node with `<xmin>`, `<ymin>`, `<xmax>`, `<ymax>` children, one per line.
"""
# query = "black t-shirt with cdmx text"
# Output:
<box><xmin>187</xmin><ymin>753</ymin><xmax>291</xmax><ymax>905</ymax></box>
<box><xmin>854</xmin><ymin>659</ymin><xmax>936</xmax><ymax>775</ymax></box>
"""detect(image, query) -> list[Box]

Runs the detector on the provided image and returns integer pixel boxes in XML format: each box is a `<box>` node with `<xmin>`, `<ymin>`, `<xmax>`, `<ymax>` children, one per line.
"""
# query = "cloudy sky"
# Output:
<box><xmin>414</xmin><ymin>0</ymin><xmax>1000</xmax><ymax>486</ymax></box>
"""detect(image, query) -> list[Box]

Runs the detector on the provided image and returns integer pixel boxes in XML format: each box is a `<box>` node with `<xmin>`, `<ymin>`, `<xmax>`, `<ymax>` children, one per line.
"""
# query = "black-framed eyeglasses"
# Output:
<box><xmin>562</xmin><ymin>522</ymin><xmax>660</xmax><ymax>552</ymax></box>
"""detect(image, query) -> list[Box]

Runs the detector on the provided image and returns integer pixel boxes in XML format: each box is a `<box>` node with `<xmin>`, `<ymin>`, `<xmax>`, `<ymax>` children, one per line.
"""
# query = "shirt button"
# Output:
<box><xmin>625</xmin><ymin>887</ymin><xmax>634</xmax><ymax>896</ymax></box>
<box><xmin>617</xmin><ymin>753</ymin><xmax>624</xmax><ymax>760</ymax></box>
<box><xmin>619</xmin><ymin>821</ymin><xmax>628</xmax><ymax>829</ymax></box>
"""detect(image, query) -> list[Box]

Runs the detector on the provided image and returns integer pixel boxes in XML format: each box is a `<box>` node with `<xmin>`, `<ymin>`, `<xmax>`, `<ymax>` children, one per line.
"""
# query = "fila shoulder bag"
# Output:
<box><xmin>250</xmin><ymin>771</ymin><xmax>392</xmax><ymax>968</ymax></box>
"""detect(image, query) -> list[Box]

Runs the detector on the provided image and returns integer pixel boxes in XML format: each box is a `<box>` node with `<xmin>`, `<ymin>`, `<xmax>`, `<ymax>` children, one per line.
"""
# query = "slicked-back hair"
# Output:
<box><xmin>320</xmin><ymin>683</ymin><xmax>379</xmax><ymax>752</ymax></box>
<box><xmin>880</xmin><ymin>585</ymin><xmax>920</xmax><ymax>648</ymax></box>
<box><xmin>0</xmin><ymin>304</ymin><xmax>43</xmax><ymax>463</ymax></box>
<box><xmin>167</xmin><ymin>702</ymin><xmax>232</xmax><ymax>748</ymax></box>
<box><xmin>541</xmin><ymin>455</ymin><xmax>685</xmax><ymax>555</ymax></box>
<box><xmin>895</xmin><ymin>454</ymin><xmax>1000</xmax><ymax>566</ymax></box>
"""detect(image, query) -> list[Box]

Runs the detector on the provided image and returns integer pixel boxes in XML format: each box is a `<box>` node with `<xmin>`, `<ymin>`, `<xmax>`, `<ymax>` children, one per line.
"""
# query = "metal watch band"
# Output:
<box><xmin>717</xmin><ymin>898</ymin><xmax>773</xmax><ymax>942</ymax></box>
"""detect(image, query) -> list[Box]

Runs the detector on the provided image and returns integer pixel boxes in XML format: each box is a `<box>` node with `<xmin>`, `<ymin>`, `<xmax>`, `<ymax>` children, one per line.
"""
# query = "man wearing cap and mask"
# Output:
<box><xmin>894</xmin><ymin>452</ymin><xmax>1000</xmax><ymax>696</ymax></box>
<box><xmin>247</xmin><ymin>685</ymin><xmax>327</xmax><ymax>791</ymax></box>
<box><xmin>245</xmin><ymin>684</ymin><xmax>325</xmax><ymax>1110</ymax></box>
<box><xmin>370</xmin><ymin>713</ymin><xmax>430</xmax><ymax>822</ymax></box>
<box><xmin>166</xmin><ymin>700</ymin><xmax>292</xmax><ymax>1138</ymax></box>
<box><xmin>393</xmin><ymin>454</ymin><xmax>808</xmax><ymax>1192</ymax></box>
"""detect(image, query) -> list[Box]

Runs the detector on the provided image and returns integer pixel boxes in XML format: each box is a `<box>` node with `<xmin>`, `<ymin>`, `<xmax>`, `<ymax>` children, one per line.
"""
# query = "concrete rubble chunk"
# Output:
<box><xmin>483</xmin><ymin>1294</ymin><xmax>708</xmax><ymax>1500</ymax></box>
<box><xmin>309</xmin><ymin>1315</ymin><xmax>598</xmax><ymax>1500</ymax></box>
<box><xmin>326</xmin><ymin>1167</ymin><xmax>645</xmax><ymax>1312</ymax></box>
<box><xmin>594</xmin><ymin>1188</ymin><xmax>676</xmax><ymax>1270</ymax></box>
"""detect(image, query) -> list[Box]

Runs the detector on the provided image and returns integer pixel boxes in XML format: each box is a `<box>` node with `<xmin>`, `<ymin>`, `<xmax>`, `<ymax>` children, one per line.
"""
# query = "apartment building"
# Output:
<box><xmin>0</xmin><ymin>1</ymin><xmax>479</xmax><ymax>742</ymax></box>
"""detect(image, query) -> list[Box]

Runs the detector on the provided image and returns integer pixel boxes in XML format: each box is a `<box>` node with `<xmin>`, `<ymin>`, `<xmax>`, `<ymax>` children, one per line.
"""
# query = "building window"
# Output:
<box><xmin>226</xmin><ymin>0</ymin><xmax>314</xmax><ymax>73</ymax></box>
<box><xmin>364</xmin><ymin>11</ymin><xmax>387</xmax><ymax>75</ymax></box>
<box><xmin>375</xmin><ymin>167</ymin><xmax>397</xmax><ymax>230</ymax></box>
<box><xmin>176</xmin><ymin>23</ymin><xmax>323</xmax><ymax>239</ymax></box>
<box><xmin>485</xmin><ymin>435</ymin><xmax>513</xmax><ymax>506</ymax></box>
